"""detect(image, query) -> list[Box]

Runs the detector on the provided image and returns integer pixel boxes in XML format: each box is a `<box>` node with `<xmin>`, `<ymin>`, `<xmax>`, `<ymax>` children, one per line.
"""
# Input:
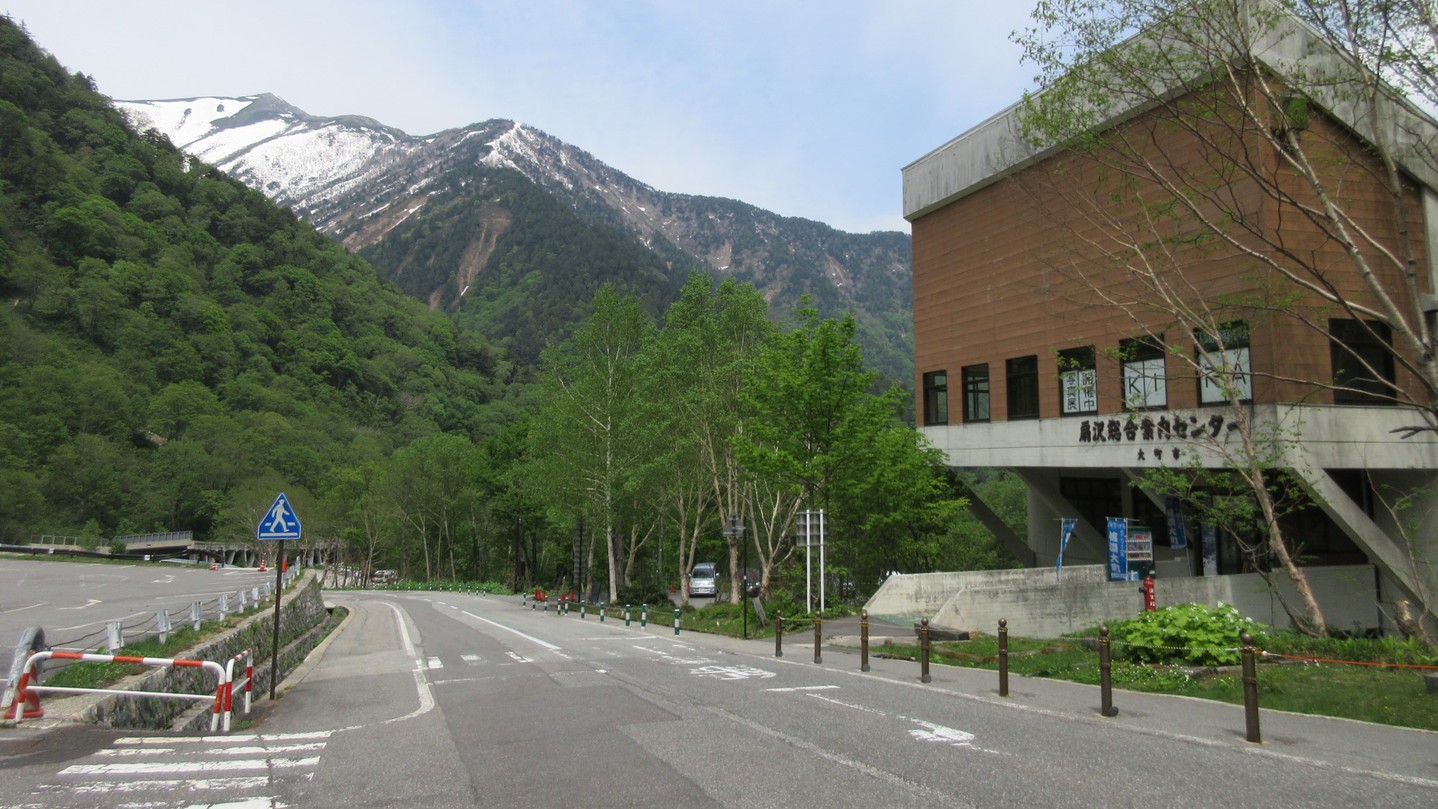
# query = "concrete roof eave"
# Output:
<box><xmin>903</xmin><ymin>0</ymin><xmax>1438</xmax><ymax>222</ymax></box>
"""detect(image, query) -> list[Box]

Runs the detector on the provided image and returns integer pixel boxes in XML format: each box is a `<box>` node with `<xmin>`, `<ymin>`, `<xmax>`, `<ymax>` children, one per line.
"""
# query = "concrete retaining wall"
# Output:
<box><xmin>67</xmin><ymin>571</ymin><xmax>330</xmax><ymax>731</ymax></box>
<box><xmin>870</xmin><ymin>564</ymin><xmax>1380</xmax><ymax>639</ymax></box>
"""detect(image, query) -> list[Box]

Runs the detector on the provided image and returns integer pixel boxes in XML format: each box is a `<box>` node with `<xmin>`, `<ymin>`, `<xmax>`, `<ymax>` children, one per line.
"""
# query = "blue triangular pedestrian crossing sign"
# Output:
<box><xmin>257</xmin><ymin>492</ymin><xmax>302</xmax><ymax>540</ymax></box>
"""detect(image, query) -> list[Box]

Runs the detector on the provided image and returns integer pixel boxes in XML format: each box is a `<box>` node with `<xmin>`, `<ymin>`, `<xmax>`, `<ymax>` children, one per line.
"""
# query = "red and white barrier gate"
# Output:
<box><xmin>4</xmin><ymin>650</ymin><xmax>229</xmax><ymax>732</ymax></box>
<box><xmin>223</xmin><ymin>649</ymin><xmax>254</xmax><ymax>732</ymax></box>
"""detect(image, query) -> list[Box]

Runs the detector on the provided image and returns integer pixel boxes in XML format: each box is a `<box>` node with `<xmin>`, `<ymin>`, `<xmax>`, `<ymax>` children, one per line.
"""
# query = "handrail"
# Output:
<box><xmin>6</xmin><ymin>650</ymin><xmax>229</xmax><ymax>732</ymax></box>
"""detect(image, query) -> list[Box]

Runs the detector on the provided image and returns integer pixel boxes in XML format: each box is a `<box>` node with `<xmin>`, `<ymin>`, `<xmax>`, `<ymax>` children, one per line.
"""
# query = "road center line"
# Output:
<box><xmin>460</xmin><ymin>610</ymin><xmax>561</xmax><ymax>651</ymax></box>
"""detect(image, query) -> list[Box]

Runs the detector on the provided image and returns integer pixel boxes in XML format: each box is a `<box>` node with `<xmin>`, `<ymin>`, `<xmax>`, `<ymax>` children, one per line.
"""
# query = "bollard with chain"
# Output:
<box><xmin>998</xmin><ymin>618</ymin><xmax>1009</xmax><ymax>697</ymax></box>
<box><xmin>1099</xmin><ymin>625</ymin><xmax>1118</xmax><ymax>716</ymax></box>
<box><xmin>920</xmin><ymin>618</ymin><xmax>932</xmax><ymax>683</ymax></box>
<box><xmin>813</xmin><ymin>618</ymin><xmax>823</xmax><ymax>665</ymax></box>
<box><xmin>861</xmin><ymin>610</ymin><xmax>871</xmax><ymax>672</ymax></box>
<box><xmin>775</xmin><ymin>613</ymin><xmax>784</xmax><ymax>657</ymax></box>
<box><xmin>1241</xmin><ymin>632</ymin><xmax>1261</xmax><ymax>743</ymax></box>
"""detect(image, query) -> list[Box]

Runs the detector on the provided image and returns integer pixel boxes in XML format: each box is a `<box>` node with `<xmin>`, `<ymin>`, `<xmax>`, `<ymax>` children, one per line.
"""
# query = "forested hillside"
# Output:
<box><xmin>0</xmin><ymin>17</ymin><xmax>516</xmax><ymax>544</ymax></box>
<box><xmin>357</xmin><ymin>162</ymin><xmax>684</xmax><ymax>364</ymax></box>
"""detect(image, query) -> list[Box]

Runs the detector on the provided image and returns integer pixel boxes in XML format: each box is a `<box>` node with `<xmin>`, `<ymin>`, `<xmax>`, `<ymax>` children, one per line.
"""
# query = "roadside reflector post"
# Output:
<box><xmin>919</xmin><ymin>618</ymin><xmax>931</xmax><ymax>683</ymax></box>
<box><xmin>1099</xmin><ymin>625</ymin><xmax>1118</xmax><ymax>717</ymax></box>
<box><xmin>580</xmin><ymin>600</ymin><xmax>586</xmax><ymax>620</ymax></box>
<box><xmin>814</xmin><ymin>617</ymin><xmax>823</xmax><ymax>665</ymax></box>
<box><xmin>673</xmin><ymin>608</ymin><xmax>680</xmax><ymax>636</ymax></box>
<box><xmin>998</xmin><ymin>618</ymin><xmax>1009</xmax><ymax>697</ymax></box>
<box><xmin>625</xmin><ymin>604</ymin><xmax>631</xmax><ymax>626</ymax></box>
<box><xmin>599</xmin><ymin>602</ymin><xmax>605</xmax><ymax>622</ymax></box>
<box><xmin>860</xmin><ymin>611</ymin><xmax>870</xmax><ymax>672</ymax></box>
<box><xmin>1242</xmin><ymin>632</ymin><xmax>1261</xmax><ymax>743</ymax></box>
<box><xmin>775</xmin><ymin>614</ymin><xmax>783</xmax><ymax>657</ymax></box>
<box><xmin>641</xmin><ymin>604</ymin><xmax>648</xmax><ymax>628</ymax></box>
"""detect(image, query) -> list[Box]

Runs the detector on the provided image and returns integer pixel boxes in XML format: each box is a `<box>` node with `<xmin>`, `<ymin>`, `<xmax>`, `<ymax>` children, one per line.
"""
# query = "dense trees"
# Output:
<box><xmin>0</xmin><ymin>16</ymin><xmax>1017</xmax><ymax>603</ymax></box>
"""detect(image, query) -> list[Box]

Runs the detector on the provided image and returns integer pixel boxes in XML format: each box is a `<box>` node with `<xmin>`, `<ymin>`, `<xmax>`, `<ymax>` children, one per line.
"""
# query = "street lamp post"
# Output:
<box><xmin>724</xmin><ymin>512</ymin><xmax>747</xmax><ymax>639</ymax></box>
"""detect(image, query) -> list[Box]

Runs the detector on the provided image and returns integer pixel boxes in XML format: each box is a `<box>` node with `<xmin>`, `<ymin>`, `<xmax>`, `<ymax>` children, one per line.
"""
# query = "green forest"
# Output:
<box><xmin>0</xmin><ymin>16</ymin><xmax>1020</xmax><ymax>603</ymax></box>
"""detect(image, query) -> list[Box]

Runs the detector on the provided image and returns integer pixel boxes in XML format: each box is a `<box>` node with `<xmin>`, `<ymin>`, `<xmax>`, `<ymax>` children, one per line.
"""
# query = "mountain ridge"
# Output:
<box><xmin>117</xmin><ymin>94</ymin><xmax>915</xmax><ymax>381</ymax></box>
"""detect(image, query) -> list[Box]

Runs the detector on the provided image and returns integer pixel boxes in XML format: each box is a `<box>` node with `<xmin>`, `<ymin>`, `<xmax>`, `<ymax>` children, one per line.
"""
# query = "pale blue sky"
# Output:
<box><xmin>4</xmin><ymin>1</ymin><xmax>1037</xmax><ymax>234</ymax></box>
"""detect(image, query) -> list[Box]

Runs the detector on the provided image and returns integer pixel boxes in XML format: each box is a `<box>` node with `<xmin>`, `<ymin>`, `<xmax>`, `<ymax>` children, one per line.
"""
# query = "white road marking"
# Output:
<box><xmin>97</xmin><ymin>743</ymin><xmax>325</xmax><ymax>757</ymax></box>
<box><xmin>43</xmin><ymin>775</ymin><xmax>272</xmax><ymax>794</ymax></box>
<box><xmin>461</xmin><ymin>654</ymin><xmax>482</xmax><ymax>665</ymax></box>
<box><xmin>765</xmin><ymin>685</ymin><xmax>840</xmax><ymax>692</ymax></box>
<box><xmin>908</xmin><ymin>720</ymin><xmax>976</xmax><ymax>746</ymax></box>
<box><xmin>56</xmin><ymin>598</ymin><xmax>103</xmax><ymax>611</ymax></box>
<box><xmin>506</xmin><ymin>651</ymin><xmax>531</xmax><ymax>663</ymax></box>
<box><xmin>114</xmin><ymin>731</ymin><xmax>332</xmax><ymax>745</ymax></box>
<box><xmin>460</xmin><ymin>610</ymin><xmax>561</xmax><ymax>651</ymax></box>
<box><xmin>62</xmin><ymin>757</ymin><xmax>320</xmax><ymax>776</ymax></box>
<box><xmin>377</xmin><ymin>600</ymin><xmax>436</xmax><ymax>725</ymax></box>
<box><xmin>427</xmin><ymin>656</ymin><xmax>444</xmax><ymax>669</ymax></box>
<box><xmin>690</xmin><ymin>665</ymin><xmax>777</xmax><ymax>680</ymax></box>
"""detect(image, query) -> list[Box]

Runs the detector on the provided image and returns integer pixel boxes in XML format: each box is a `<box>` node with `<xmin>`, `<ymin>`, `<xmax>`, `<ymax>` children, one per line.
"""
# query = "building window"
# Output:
<box><xmin>1058</xmin><ymin>346</ymin><xmax>1097</xmax><ymax>415</ymax></box>
<box><xmin>1120</xmin><ymin>336</ymin><xmax>1166</xmax><ymax>410</ymax></box>
<box><xmin>922</xmin><ymin>371</ymin><xmax>948</xmax><ymax>425</ymax></box>
<box><xmin>1196</xmin><ymin>321</ymin><xmax>1251</xmax><ymax>404</ymax></box>
<box><xmin>1330</xmin><ymin>319</ymin><xmax>1395</xmax><ymax>405</ymax></box>
<box><xmin>1060</xmin><ymin>476</ymin><xmax>1122</xmax><ymax>535</ymax></box>
<box><xmin>962</xmin><ymin>364</ymin><xmax>990</xmax><ymax>422</ymax></box>
<box><xmin>1007</xmin><ymin>355</ymin><xmax>1039</xmax><ymax>419</ymax></box>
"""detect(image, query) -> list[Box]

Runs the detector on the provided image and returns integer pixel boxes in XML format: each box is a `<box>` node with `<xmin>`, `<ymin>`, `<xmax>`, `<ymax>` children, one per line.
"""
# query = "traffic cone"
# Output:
<box><xmin>209</xmin><ymin>561</ymin><xmax>217</xmax><ymax>571</ymax></box>
<box><xmin>259</xmin><ymin>561</ymin><xmax>267</xmax><ymax>572</ymax></box>
<box><xmin>2</xmin><ymin>668</ymin><xmax>44</xmax><ymax>720</ymax></box>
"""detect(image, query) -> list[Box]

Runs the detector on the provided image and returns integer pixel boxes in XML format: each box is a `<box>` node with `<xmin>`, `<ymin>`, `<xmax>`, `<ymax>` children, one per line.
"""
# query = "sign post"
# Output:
<box><xmin>257</xmin><ymin>492</ymin><xmax>302</xmax><ymax>699</ymax></box>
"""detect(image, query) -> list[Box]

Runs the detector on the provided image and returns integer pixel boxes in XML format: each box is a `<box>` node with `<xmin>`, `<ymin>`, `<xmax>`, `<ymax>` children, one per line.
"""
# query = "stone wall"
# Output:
<box><xmin>75</xmin><ymin>571</ymin><xmax>330</xmax><ymax>731</ymax></box>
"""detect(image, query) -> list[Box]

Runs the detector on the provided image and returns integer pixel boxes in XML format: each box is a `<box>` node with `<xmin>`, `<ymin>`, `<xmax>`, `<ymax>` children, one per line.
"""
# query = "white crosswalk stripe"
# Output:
<box><xmin>20</xmin><ymin>731</ymin><xmax>332</xmax><ymax>808</ymax></box>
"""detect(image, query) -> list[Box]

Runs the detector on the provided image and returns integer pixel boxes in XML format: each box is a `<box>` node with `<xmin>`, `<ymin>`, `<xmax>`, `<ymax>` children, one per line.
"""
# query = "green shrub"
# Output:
<box><xmin>614</xmin><ymin>583</ymin><xmax>673</xmax><ymax>607</ymax></box>
<box><xmin>1107</xmin><ymin>602</ymin><xmax>1267</xmax><ymax>667</ymax></box>
<box><xmin>1262</xmin><ymin>631</ymin><xmax>1438</xmax><ymax>666</ymax></box>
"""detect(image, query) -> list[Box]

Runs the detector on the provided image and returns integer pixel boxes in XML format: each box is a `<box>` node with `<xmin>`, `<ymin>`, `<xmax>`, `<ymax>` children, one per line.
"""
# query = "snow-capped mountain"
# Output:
<box><xmin>117</xmin><ymin>94</ymin><xmax>913</xmax><ymax>378</ymax></box>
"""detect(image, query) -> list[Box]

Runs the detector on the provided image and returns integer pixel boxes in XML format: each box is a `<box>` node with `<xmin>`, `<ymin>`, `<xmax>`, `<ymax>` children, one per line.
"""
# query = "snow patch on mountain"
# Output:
<box><xmin>120</xmin><ymin>96</ymin><xmax>260</xmax><ymax>148</ymax></box>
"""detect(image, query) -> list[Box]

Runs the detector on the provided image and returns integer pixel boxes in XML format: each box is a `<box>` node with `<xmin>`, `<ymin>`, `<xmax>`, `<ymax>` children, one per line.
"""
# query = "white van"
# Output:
<box><xmin>689</xmin><ymin>562</ymin><xmax>718</xmax><ymax>597</ymax></box>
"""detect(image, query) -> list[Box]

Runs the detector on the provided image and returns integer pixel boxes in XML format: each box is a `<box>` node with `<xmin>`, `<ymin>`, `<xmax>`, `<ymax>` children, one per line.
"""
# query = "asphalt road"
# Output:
<box><xmin>4</xmin><ymin>588</ymin><xmax>1437</xmax><ymax>808</ymax></box>
<box><xmin>0</xmin><ymin>557</ymin><xmax>279</xmax><ymax>684</ymax></box>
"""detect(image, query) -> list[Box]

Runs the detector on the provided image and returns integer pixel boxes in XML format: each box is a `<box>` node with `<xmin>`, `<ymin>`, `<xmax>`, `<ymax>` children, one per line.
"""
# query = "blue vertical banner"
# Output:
<box><xmin>1201</xmin><ymin>523</ymin><xmax>1218</xmax><ymax>577</ymax></box>
<box><xmin>1106</xmin><ymin>517</ymin><xmax>1129</xmax><ymax>581</ymax></box>
<box><xmin>1165</xmin><ymin>495</ymin><xmax>1187</xmax><ymax>550</ymax></box>
<box><xmin>1056</xmin><ymin>518</ymin><xmax>1077</xmax><ymax>581</ymax></box>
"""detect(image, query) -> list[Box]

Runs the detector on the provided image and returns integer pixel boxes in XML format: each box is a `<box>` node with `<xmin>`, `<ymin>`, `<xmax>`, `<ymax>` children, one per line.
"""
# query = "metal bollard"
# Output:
<box><xmin>861</xmin><ymin>611</ymin><xmax>871</xmax><ymax>672</ymax></box>
<box><xmin>1241</xmin><ymin>632</ymin><xmax>1261</xmax><ymax>743</ymax></box>
<box><xmin>814</xmin><ymin>618</ymin><xmax>823</xmax><ymax>665</ymax></box>
<box><xmin>1099</xmin><ymin>625</ymin><xmax>1118</xmax><ymax>717</ymax></box>
<box><xmin>674</xmin><ymin>608</ymin><xmax>680</xmax><ymax>636</ymax></box>
<box><xmin>625</xmin><ymin>604</ymin><xmax>631</xmax><ymax>626</ymax></box>
<box><xmin>920</xmin><ymin>618</ymin><xmax>931</xmax><ymax>683</ymax></box>
<box><xmin>775</xmin><ymin>614</ymin><xmax>784</xmax><ymax>657</ymax></box>
<box><xmin>998</xmin><ymin>618</ymin><xmax>1009</xmax><ymax>697</ymax></box>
